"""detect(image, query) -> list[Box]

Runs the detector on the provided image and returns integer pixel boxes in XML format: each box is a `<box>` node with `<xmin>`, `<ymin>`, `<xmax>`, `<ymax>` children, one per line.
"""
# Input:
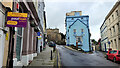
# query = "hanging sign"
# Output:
<box><xmin>6</xmin><ymin>12</ymin><xmax>28</xmax><ymax>27</ymax></box>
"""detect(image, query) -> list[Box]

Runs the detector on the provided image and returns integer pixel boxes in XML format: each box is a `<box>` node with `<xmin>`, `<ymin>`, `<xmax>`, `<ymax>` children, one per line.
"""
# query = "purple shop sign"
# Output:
<box><xmin>6</xmin><ymin>12</ymin><xmax>28</xmax><ymax>27</ymax></box>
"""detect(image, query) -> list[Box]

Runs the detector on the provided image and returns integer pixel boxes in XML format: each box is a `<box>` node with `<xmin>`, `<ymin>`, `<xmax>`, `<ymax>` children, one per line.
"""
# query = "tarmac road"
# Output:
<box><xmin>56</xmin><ymin>45</ymin><xmax>120</xmax><ymax>68</ymax></box>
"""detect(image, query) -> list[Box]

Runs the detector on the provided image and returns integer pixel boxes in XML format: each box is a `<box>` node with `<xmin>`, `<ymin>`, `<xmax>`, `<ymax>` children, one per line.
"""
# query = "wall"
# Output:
<box><xmin>0</xmin><ymin>3</ymin><xmax>6</xmax><ymax>67</ymax></box>
<box><xmin>69</xmin><ymin>19</ymin><xmax>89</xmax><ymax>51</ymax></box>
<box><xmin>105</xmin><ymin>2</ymin><xmax>120</xmax><ymax>50</ymax></box>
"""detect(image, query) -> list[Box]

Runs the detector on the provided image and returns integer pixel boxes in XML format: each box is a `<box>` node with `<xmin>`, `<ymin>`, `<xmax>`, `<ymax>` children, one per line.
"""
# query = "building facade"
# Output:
<box><xmin>0</xmin><ymin>0</ymin><xmax>46</xmax><ymax>67</ymax></box>
<box><xmin>47</xmin><ymin>28</ymin><xmax>62</xmax><ymax>43</ymax></box>
<box><xmin>65</xmin><ymin>11</ymin><xmax>90</xmax><ymax>52</ymax></box>
<box><xmin>100</xmin><ymin>1</ymin><xmax>120</xmax><ymax>51</ymax></box>
<box><xmin>0</xmin><ymin>2</ymin><xmax>10</xmax><ymax>68</ymax></box>
<box><xmin>100</xmin><ymin>21</ymin><xmax>108</xmax><ymax>52</ymax></box>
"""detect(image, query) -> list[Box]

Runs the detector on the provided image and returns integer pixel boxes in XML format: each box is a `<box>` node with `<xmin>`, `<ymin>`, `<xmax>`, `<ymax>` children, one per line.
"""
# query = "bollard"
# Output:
<box><xmin>51</xmin><ymin>50</ymin><xmax>53</xmax><ymax>60</ymax></box>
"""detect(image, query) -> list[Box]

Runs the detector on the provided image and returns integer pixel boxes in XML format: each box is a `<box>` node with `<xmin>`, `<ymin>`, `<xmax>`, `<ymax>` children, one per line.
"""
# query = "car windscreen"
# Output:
<box><xmin>113</xmin><ymin>51</ymin><xmax>117</xmax><ymax>54</ymax></box>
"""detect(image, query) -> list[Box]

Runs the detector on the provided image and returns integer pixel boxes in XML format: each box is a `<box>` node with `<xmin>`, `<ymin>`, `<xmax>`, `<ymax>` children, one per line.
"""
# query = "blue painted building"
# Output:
<box><xmin>65</xmin><ymin>11</ymin><xmax>90</xmax><ymax>52</ymax></box>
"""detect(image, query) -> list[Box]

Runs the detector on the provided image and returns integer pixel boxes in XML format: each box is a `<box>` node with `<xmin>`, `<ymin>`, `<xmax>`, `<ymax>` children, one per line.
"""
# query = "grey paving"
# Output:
<box><xmin>28</xmin><ymin>45</ymin><xmax>55</xmax><ymax>67</ymax></box>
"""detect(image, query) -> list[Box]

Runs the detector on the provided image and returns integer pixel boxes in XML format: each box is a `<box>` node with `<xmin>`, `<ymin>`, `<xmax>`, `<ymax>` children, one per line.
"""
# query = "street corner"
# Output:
<box><xmin>65</xmin><ymin>45</ymin><xmax>94</xmax><ymax>54</ymax></box>
<box><xmin>64</xmin><ymin>46</ymin><xmax>78</xmax><ymax>52</ymax></box>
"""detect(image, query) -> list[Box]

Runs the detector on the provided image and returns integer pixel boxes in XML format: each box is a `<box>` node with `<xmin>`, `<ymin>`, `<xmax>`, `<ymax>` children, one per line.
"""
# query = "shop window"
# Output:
<box><xmin>16</xmin><ymin>27</ymin><xmax>23</xmax><ymax>61</ymax></box>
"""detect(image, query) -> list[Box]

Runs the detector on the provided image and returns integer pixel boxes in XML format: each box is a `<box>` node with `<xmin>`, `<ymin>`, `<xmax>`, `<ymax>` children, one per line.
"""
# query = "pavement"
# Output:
<box><xmin>57</xmin><ymin>45</ymin><xmax>119</xmax><ymax>67</ymax></box>
<box><xmin>27</xmin><ymin>45</ymin><xmax>56</xmax><ymax>67</ymax></box>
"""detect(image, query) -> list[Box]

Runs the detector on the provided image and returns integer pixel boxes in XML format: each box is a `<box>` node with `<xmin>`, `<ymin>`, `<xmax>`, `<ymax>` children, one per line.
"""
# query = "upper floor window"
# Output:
<box><xmin>110</xmin><ymin>29</ymin><xmax>112</xmax><ymax>36</ymax></box>
<box><xmin>74</xmin><ymin>29</ymin><xmax>76</xmax><ymax>34</ymax></box>
<box><xmin>117</xmin><ymin>23</ymin><xmax>119</xmax><ymax>29</ymax></box>
<box><xmin>113</xmin><ymin>26</ymin><xmax>115</xmax><ymax>32</ymax></box>
<box><xmin>116</xmin><ymin>10</ymin><xmax>119</xmax><ymax>16</ymax></box>
<box><xmin>81</xmin><ymin>17</ymin><xmax>83</xmax><ymax>19</ymax></box>
<box><xmin>109</xmin><ymin>18</ymin><xmax>111</xmax><ymax>23</ymax></box>
<box><xmin>81</xmin><ymin>29</ymin><xmax>84</xmax><ymax>34</ymax></box>
<box><xmin>112</xmin><ymin>15</ymin><xmax>114</xmax><ymax>20</ymax></box>
<box><xmin>72</xmin><ymin>18</ymin><xmax>74</xmax><ymax>20</ymax></box>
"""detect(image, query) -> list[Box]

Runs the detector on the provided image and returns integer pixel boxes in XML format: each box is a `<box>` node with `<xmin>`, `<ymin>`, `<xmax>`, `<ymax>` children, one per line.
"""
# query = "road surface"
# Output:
<box><xmin>56</xmin><ymin>45</ymin><xmax>120</xmax><ymax>68</ymax></box>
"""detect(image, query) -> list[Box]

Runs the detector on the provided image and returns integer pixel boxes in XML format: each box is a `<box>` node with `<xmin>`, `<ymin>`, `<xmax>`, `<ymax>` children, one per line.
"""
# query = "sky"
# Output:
<box><xmin>44</xmin><ymin>0</ymin><xmax>118</xmax><ymax>41</ymax></box>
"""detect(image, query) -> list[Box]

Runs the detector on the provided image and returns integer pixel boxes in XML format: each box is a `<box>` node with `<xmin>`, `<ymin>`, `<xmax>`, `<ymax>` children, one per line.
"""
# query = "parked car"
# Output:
<box><xmin>106</xmin><ymin>49</ymin><xmax>120</xmax><ymax>62</ymax></box>
<box><xmin>48</xmin><ymin>41</ymin><xmax>56</xmax><ymax>47</ymax></box>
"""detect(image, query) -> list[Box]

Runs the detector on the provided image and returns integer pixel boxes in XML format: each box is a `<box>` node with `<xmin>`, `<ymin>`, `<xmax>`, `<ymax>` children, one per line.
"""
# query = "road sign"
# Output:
<box><xmin>108</xmin><ymin>41</ymin><xmax>110</xmax><ymax>45</ymax></box>
<box><xmin>6</xmin><ymin>12</ymin><xmax>27</xmax><ymax>27</ymax></box>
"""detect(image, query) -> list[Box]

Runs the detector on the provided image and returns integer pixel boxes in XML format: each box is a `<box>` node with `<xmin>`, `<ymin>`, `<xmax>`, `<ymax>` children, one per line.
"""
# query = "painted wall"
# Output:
<box><xmin>69</xmin><ymin>19</ymin><xmax>90</xmax><ymax>51</ymax></box>
<box><xmin>66</xmin><ymin>11</ymin><xmax>90</xmax><ymax>51</ymax></box>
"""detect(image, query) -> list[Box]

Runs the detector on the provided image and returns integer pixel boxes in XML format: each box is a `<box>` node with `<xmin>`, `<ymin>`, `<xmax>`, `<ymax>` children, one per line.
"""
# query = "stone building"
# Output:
<box><xmin>47</xmin><ymin>28</ymin><xmax>63</xmax><ymax>44</ymax></box>
<box><xmin>100</xmin><ymin>1</ymin><xmax>120</xmax><ymax>51</ymax></box>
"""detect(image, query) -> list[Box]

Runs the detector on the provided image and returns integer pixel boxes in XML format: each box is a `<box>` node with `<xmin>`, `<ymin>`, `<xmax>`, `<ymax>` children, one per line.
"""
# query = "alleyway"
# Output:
<box><xmin>56</xmin><ymin>45</ymin><xmax>119</xmax><ymax>67</ymax></box>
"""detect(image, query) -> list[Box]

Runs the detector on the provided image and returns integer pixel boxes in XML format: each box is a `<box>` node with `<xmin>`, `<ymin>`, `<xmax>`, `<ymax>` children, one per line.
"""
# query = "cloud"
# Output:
<box><xmin>44</xmin><ymin>0</ymin><xmax>117</xmax><ymax>40</ymax></box>
<box><xmin>45</xmin><ymin>0</ymin><xmax>117</xmax><ymax>2</ymax></box>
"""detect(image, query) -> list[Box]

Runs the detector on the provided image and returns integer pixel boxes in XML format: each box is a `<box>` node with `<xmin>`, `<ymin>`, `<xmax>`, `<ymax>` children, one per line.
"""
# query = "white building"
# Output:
<box><xmin>100</xmin><ymin>21</ymin><xmax>109</xmax><ymax>51</ymax></box>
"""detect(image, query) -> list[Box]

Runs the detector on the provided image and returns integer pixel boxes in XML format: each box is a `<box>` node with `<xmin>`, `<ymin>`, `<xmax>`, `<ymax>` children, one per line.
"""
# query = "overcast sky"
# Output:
<box><xmin>44</xmin><ymin>0</ymin><xmax>118</xmax><ymax>41</ymax></box>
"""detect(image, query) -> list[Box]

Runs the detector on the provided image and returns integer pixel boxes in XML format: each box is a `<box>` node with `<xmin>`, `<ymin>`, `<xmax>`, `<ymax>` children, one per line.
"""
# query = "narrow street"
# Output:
<box><xmin>56</xmin><ymin>45</ymin><xmax>119</xmax><ymax>67</ymax></box>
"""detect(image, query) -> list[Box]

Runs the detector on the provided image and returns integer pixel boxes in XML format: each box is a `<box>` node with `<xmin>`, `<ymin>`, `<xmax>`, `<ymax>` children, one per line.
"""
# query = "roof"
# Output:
<box><xmin>105</xmin><ymin>1</ymin><xmax>120</xmax><ymax>20</ymax></box>
<box><xmin>69</xmin><ymin>19</ymin><xmax>89</xmax><ymax>29</ymax></box>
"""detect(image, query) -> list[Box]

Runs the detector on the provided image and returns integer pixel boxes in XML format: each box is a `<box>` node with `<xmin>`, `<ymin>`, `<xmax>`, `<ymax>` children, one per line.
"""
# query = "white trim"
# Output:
<box><xmin>13</xmin><ymin>58</ymin><xmax>17</xmax><ymax>66</ymax></box>
<box><xmin>21</xmin><ymin>55</ymin><xmax>29</xmax><ymax>66</ymax></box>
<box><xmin>28</xmin><ymin>54</ymin><xmax>33</xmax><ymax>61</ymax></box>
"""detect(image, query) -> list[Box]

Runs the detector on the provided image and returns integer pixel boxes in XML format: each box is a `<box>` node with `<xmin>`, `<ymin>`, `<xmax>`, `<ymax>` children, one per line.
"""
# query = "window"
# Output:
<box><xmin>113</xmin><ymin>50</ymin><xmax>117</xmax><ymax>54</ymax></box>
<box><xmin>113</xmin><ymin>26</ymin><xmax>115</xmax><ymax>32</ymax></box>
<box><xmin>117</xmin><ymin>23</ymin><xmax>119</xmax><ymax>29</ymax></box>
<box><xmin>110</xmin><ymin>29</ymin><xmax>112</xmax><ymax>36</ymax></box>
<box><xmin>114</xmin><ymin>39</ymin><xmax>117</xmax><ymax>49</ymax></box>
<box><xmin>116</xmin><ymin>10</ymin><xmax>119</xmax><ymax>16</ymax></box>
<box><xmin>81</xmin><ymin>17</ymin><xmax>83</xmax><ymax>19</ymax></box>
<box><xmin>74</xmin><ymin>29</ymin><xmax>76</xmax><ymax>34</ymax></box>
<box><xmin>72</xmin><ymin>18</ymin><xmax>74</xmax><ymax>20</ymax></box>
<box><xmin>16</xmin><ymin>27</ymin><xmax>23</xmax><ymax>61</ymax></box>
<box><xmin>119</xmin><ymin>51</ymin><xmax>120</xmax><ymax>54</ymax></box>
<box><xmin>112</xmin><ymin>15</ymin><xmax>114</xmax><ymax>20</ymax></box>
<box><xmin>109</xmin><ymin>19</ymin><xmax>111</xmax><ymax>23</ymax></box>
<box><xmin>81</xmin><ymin>29</ymin><xmax>84</xmax><ymax>34</ymax></box>
<box><xmin>109</xmin><ymin>51</ymin><xmax>114</xmax><ymax>54</ymax></box>
<box><xmin>78</xmin><ymin>37</ymin><xmax>80</xmax><ymax>42</ymax></box>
